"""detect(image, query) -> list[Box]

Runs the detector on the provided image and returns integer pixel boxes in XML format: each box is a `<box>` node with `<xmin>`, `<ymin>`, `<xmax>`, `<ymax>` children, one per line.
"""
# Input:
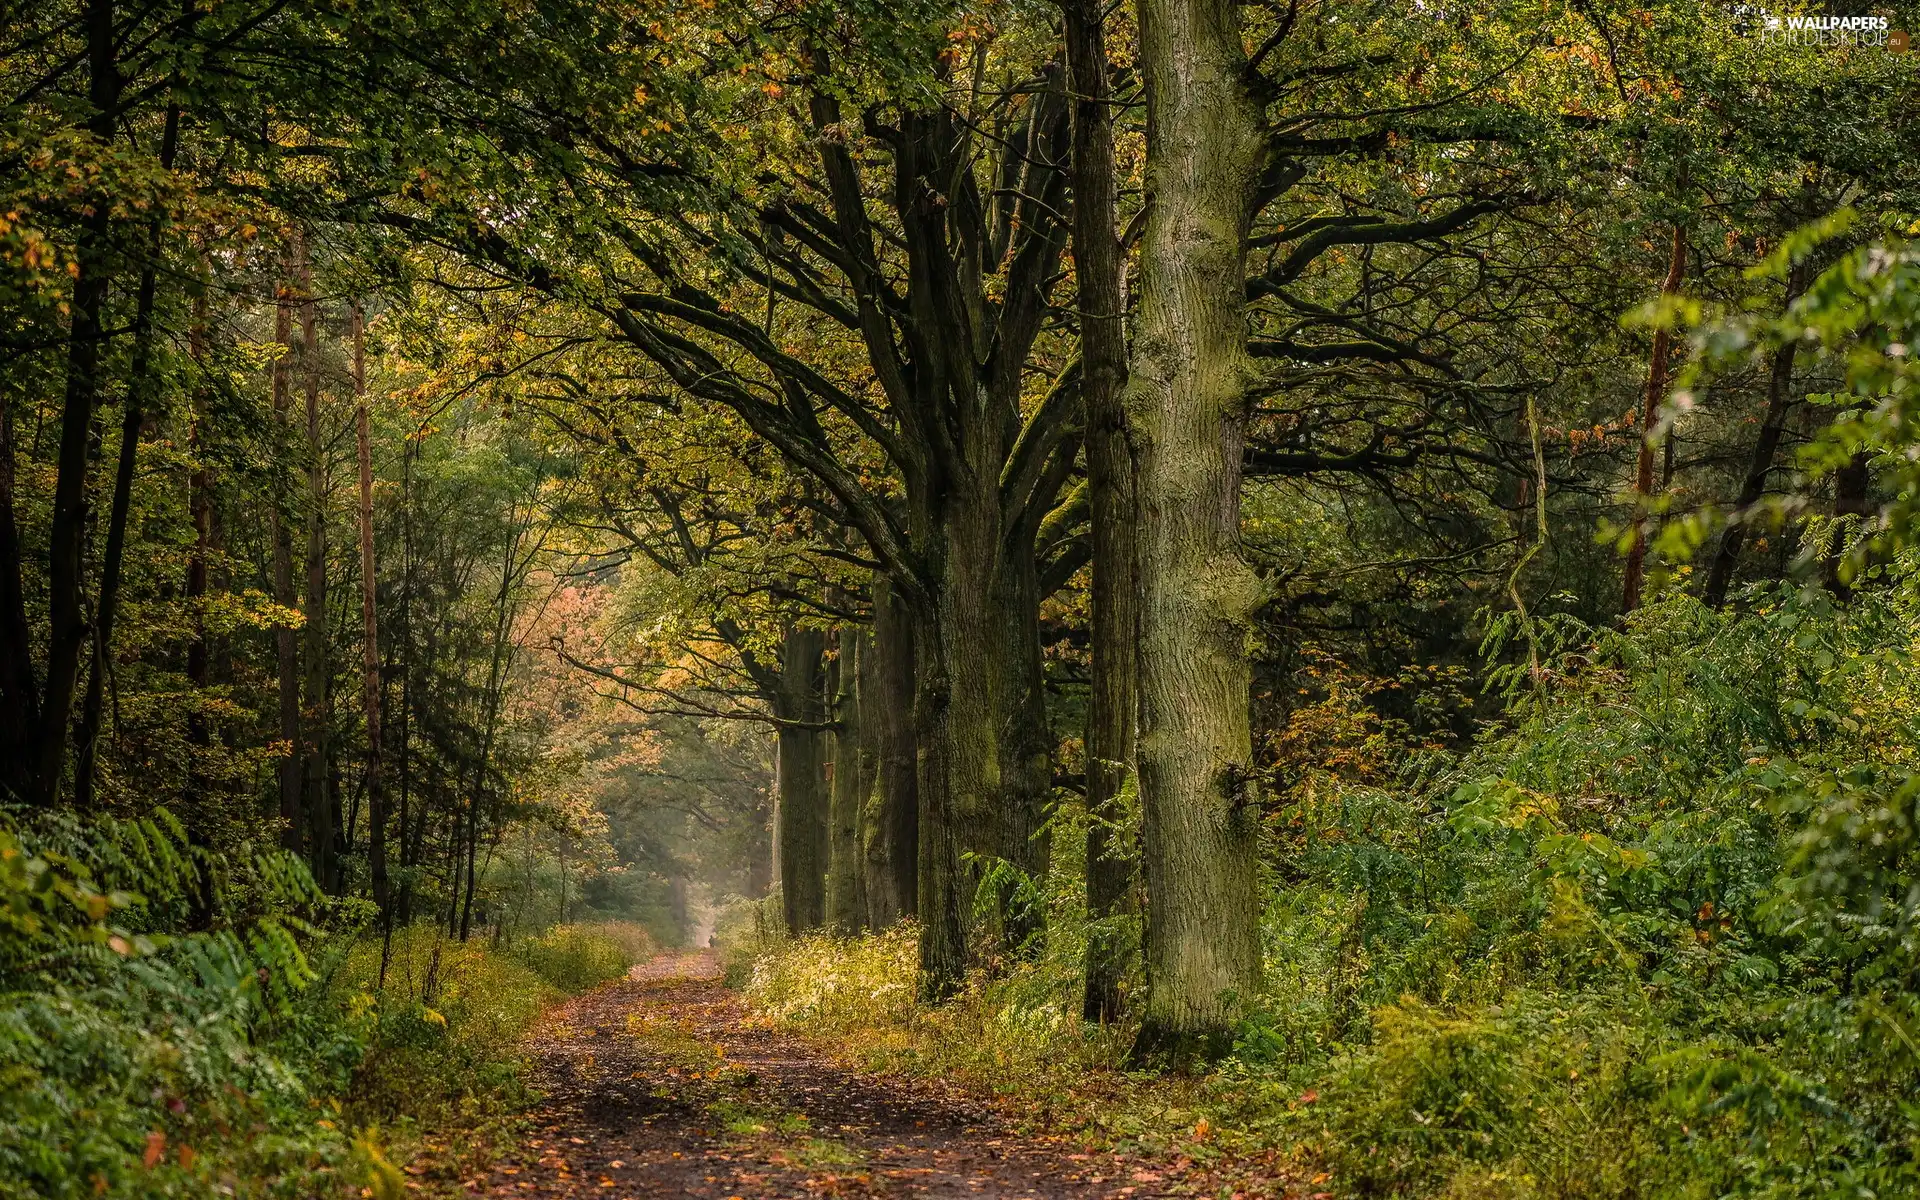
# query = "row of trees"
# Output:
<box><xmin>5</xmin><ymin>0</ymin><xmax>1915</xmax><ymax>1056</ymax></box>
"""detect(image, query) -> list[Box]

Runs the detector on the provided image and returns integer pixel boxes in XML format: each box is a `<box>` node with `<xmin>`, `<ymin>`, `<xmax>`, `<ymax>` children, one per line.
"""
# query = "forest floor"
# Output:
<box><xmin>445</xmin><ymin>951</ymin><xmax>1262</xmax><ymax>1200</ymax></box>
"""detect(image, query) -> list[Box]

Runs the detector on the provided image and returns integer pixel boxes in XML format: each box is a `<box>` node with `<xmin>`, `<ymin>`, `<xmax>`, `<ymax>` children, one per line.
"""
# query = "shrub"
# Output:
<box><xmin>0</xmin><ymin>808</ymin><xmax>364</xmax><ymax>1198</ymax></box>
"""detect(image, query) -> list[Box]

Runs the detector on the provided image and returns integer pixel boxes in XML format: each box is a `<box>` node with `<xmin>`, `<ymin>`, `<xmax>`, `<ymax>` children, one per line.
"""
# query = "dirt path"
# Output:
<box><xmin>463</xmin><ymin>952</ymin><xmax>1194</xmax><ymax>1199</ymax></box>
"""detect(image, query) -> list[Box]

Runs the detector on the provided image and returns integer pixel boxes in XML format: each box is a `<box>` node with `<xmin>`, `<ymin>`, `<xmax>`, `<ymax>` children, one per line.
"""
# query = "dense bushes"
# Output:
<box><xmin>0</xmin><ymin>810</ymin><xmax>361</xmax><ymax>1198</ymax></box>
<box><xmin>0</xmin><ymin>807</ymin><xmax>652</xmax><ymax>1199</ymax></box>
<box><xmin>731</xmin><ymin>565</ymin><xmax>1920</xmax><ymax>1197</ymax></box>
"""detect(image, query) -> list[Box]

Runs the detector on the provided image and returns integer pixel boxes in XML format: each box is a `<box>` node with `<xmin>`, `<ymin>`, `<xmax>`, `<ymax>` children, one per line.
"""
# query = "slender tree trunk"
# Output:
<box><xmin>71</xmin><ymin>261</ymin><xmax>157</xmax><ymax>811</ymax></box>
<box><xmin>272</xmin><ymin>261</ymin><xmax>302</xmax><ymax>852</ymax></box>
<box><xmin>1126</xmin><ymin>0</ymin><xmax>1267</xmax><ymax>1063</ymax></box>
<box><xmin>461</xmin><ymin>518</ymin><xmax>522</xmax><ymax>941</ymax></box>
<box><xmin>1621</xmin><ymin>224</ymin><xmax>1689</xmax><ymax>615</ymax></box>
<box><xmin>72</xmin><ymin>105</ymin><xmax>180</xmax><ymax>811</ymax></box>
<box><xmin>37</xmin><ymin>0</ymin><xmax>124</xmax><ymax>806</ymax></box>
<box><xmin>775</xmin><ymin>626</ymin><xmax>829</xmax><ymax>934</ymax></box>
<box><xmin>1066</xmin><ymin>0</ymin><xmax>1137</xmax><ymax>1023</ymax></box>
<box><xmin>298</xmin><ymin>241</ymin><xmax>335</xmax><ymax>888</ymax></box>
<box><xmin>1704</xmin><ymin>265</ymin><xmax>1810</xmax><ymax>609</ymax></box>
<box><xmin>826</xmin><ymin>626</ymin><xmax>869</xmax><ymax>933</ymax></box>
<box><xmin>861</xmin><ymin>578</ymin><xmax>917</xmax><ymax>927</ymax></box>
<box><xmin>186</xmin><ymin>276</ymin><xmax>213</xmax><ymax>723</ymax></box>
<box><xmin>396</xmin><ymin>436</ymin><xmax>417</xmax><ymax>925</ymax></box>
<box><xmin>352</xmin><ymin>303</ymin><xmax>390</xmax><ymax>927</ymax></box>
<box><xmin>748</xmin><ymin>786</ymin><xmax>773</xmax><ymax>900</ymax></box>
<box><xmin>0</xmin><ymin>377</ymin><xmax>42</xmax><ymax>804</ymax></box>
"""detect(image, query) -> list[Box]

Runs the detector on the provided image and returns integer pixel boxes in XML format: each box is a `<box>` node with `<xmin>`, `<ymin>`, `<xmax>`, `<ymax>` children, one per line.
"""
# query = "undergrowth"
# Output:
<box><xmin>728</xmin><ymin>570</ymin><xmax>1920</xmax><ymax>1198</ymax></box>
<box><xmin>0</xmin><ymin>807</ymin><xmax>649</xmax><ymax>1199</ymax></box>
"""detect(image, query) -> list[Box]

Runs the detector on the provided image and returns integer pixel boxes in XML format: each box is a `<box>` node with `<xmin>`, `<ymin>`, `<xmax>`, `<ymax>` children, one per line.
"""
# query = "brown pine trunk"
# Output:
<box><xmin>272</xmin><ymin>260</ymin><xmax>303</xmax><ymax>852</ymax></box>
<box><xmin>1126</xmin><ymin>0</ymin><xmax>1267</xmax><ymax>1063</ymax></box>
<box><xmin>1621</xmin><ymin>225</ymin><xmax>1688</xmax><ymax>615</ymax></box>
<box><xmin>826</xmin><ymin>627</ymin><xmax>870</xmax><ymax>933</ymax></box>
<box><xmin>352</xmin><ymin>303</ymin><xmax>390</xmax><ymax>925</ymax></box>
<box><xmin>776</xmin><ymin>626</ymin><xmax>829</xmax><ymax>934</ymax></box>
<box><xmin>861</xmin><ymin>578</ymin><xmax>918</xmax><ymax>928</ymax></box>
<box><xmin>1066</xmin><ymin>0</ymin><xmax>1136</xmax><ymax>1023</ymax></box>
<box><xmin>298</xmin><ymin>242</ymin><xmax>335</xmax><ymax>888</ymax></box>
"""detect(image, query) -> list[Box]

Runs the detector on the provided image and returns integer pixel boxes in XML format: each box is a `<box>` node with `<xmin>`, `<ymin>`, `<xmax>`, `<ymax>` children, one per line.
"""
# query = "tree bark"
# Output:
<box><xmin>1065</xmin><ymin>0</ymin><xmax>1136</xmax><ymax>1023</ymax></box>
<box><xmin>862</xmin><ymin>578</ymin><xmax>917</xmax><ymax>928</ymax></box>
<box><xmin>297</xmin><ymin>241</ymin><xmax>335</xmax><ymax>887</ymax></box>
<box><xmin>1126</xmin><ymin>0</ymin><xmax>1267</xmax><ymax>1062</ymax></box>
<box><xmin>1621</xmin><ymin>224</ymin><xmax>1688</xmax><ymax>615</ymax></box>
<box><xmin>272</xmin><ymin>259</ymin><xmax>303</xmax><ymax>852</ymax></box>
<box><xmin>36</xmin><ymin>0</ymin><xmax>124</xmax><ymax>806</ymax></box>
<box><xmin>826</xmin><ymin>626</ymin><xmax>870</xmax><ymax>933</ymax></box>
<box><xmin>775</xmin><ymin>626</ymin><xmax>829</xmax><ymax>934</ymax></box>
<box><xmin>352</xmin><ymin>302</ymin><xmax>390</xmax><ymax>924</ymax></box>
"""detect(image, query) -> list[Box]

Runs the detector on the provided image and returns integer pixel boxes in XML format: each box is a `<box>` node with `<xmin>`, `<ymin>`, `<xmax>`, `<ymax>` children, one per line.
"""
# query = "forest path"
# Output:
<box><xmin>465</xmin><ymin>951</ymin><xmax>1188</xmax><ymax>1200</ymax></box>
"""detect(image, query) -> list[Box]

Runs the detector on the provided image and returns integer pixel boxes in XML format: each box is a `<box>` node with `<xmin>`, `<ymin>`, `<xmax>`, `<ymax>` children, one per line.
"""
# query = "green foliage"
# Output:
<box><xmin>337</xmin><ymin>920</ymin><xmax>644</xmax><ymax>1131</ymax></box>
<box><xmin>0</xmin><ymin>808</ymin><xmax>362</xmax><ymax>1198</ymax></box>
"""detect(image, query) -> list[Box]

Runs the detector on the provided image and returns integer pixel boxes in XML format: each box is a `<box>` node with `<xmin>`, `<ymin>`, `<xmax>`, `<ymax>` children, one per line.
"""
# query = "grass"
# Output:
<box><xmin>325</xmin><ymin>920</ymin><xmax>652</xmax><ymax>1194</ymax></box>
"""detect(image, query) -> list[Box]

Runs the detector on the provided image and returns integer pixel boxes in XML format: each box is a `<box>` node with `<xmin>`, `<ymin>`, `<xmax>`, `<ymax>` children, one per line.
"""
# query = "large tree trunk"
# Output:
<box><xmin>862</xmin><ymin>578</ymin><xmax>917</xmax><ymax>928</ymax></box>
<box><xmin>272</xmin><ymin>263</ymin><xmax>303</xmax><ymax>852</ymax></box>
<box><xmin>826</xmin><ymin>626</ymin><xmax>870</xmax><ymax>933</ymax></box>
<box><xmin>1621</xmin><ymin>224</ymin><xmax>1689</xmax><ymax>615</ymax></box>
<box><xmin>1126</xmin><ymin>0</ymin><xmax>1267</xmax><ymax>1063</ymax></box>
<box><xmin>911</xmin><ymin>603</ymin><xmax>971</xmax><ymax>998</ymax></box>
<box><xmin>298</xmin><ymin>243</ymin><xmax>335</xmax><ymax>888</ymax></box>
<box><xmin>775</xmin><ymin>626</ymin><xmax>828</xmax><ymax>934</ymax></box>
<box><xmin>352</xmin><ymin>303</ymin><xmax>390</xmax><ymax>924</ymax></box>
<box><xmin>36</xmin><ymin>0</ymin><xmax>124</xmax><ymax>806</ymax></box>
<box><xmin>1065</xmin><ymin>0</ymin><xmax>1137</xmax><ymax>1024</ymax></box>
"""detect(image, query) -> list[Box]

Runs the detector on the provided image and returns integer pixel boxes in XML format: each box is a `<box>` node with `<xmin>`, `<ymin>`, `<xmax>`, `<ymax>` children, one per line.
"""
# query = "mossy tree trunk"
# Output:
<box><xmin>826</xmin><ymin>626</ymin><xmax>870</xmax><ymax>933</ymax></box>
<box><xmin>1066</xmin><ymin>0</ymin><xmax>1137</xmax><ymax>1023</ymax></box>
<box><xmin>862</xmin><ymin>578</ymin><xmax>918</xmax><ymax>928</ymax></box>
<box><xmin>1126</xmin><ymin>0</ymin><xmax>1268</xmax><ymax>1063</ymax></box>
<box><xmin>776</xmin><ymin>626</ymin><xmax>829</xmax><ymax>934</ymax></box>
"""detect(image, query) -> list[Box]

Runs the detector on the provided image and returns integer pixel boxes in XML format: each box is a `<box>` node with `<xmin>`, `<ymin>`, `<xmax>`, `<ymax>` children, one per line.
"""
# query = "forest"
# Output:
<box><xmin>3</xmin><ymin>0</ymin><xmax>1919</xmax><ymax>1196</ymax></box>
